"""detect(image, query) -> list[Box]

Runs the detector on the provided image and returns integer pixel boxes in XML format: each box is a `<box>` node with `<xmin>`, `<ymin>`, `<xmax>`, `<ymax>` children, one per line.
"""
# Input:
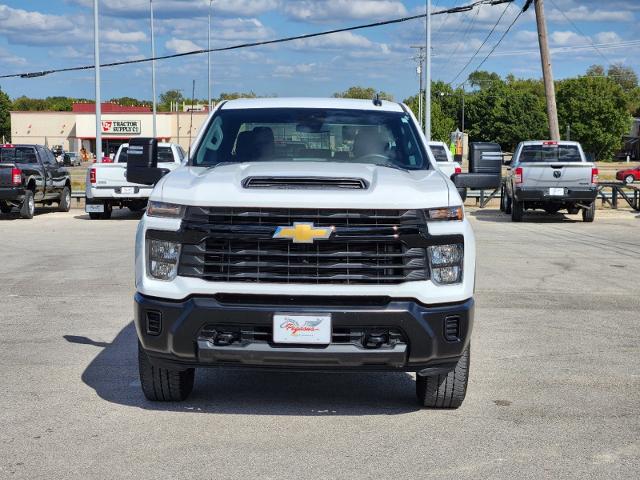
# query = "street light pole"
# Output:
<box><xmin>93</xmin><ymin>0</ymin><xmax>102</xmax><ymax>162</ymax></box>
<box><xmin>410</xmin><ymin>45</ymin><xmax>425</xmax><ymax>129</ymax></box>
<box><xmin>424</xmin><ymin>0</ymin><xmax>431</xmax><ymax>140</ymax></box>
<box><xmin>150</xmin><ymin>0</ymin><xmax>157</xmax><ymax>138</ymax></box>
<box><xmin>461</xmin><ymin>84</ymin><xmax>465</xmax><ymax>133</ymax></box>
<box><xmin>208</xmin><ymin>0</ymin><xmax>213</xmax><ymax>111</ymax></box>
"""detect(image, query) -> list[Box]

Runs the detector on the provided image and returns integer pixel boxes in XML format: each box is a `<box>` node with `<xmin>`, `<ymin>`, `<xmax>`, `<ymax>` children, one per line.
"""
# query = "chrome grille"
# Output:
<box><xmin>178</xmin><ymin>207</ymin><xmax>429</xmax><ymax>284</ymax></box>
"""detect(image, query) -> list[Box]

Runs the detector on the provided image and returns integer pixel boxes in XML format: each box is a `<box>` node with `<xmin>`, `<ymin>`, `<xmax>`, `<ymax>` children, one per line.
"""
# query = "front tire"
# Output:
<box><xmin>416</xmin><ymin>347</ymin><xmax>470</xmax><ymax>409</ymax></box>
<box><xmin>58</xmin><ymin>186</ymin><xmax>71</xmax><ymax>212</ymax></box>
<box><xmin>20</xmin><ymin>190</ymin><xmax>35</xmax><ymax>219</ymax></box>
<box><xmin>625</xmin><ymin>175</ymin><xmax>635</xmax><ymax>185</ymax></box>
<box><xmin>511</xmin><ymin>199</ymin><xmax>523</xmax><ymax>222</ymax></box>
<box><xmin>582</xmin><ymin>202</ymin><xmax>595</xmax><ymax>222</ymax></box>
<box><xmin>138</xmin><ymin>343</ymin><xmax>195</xmax><ymax>402</ymax></box>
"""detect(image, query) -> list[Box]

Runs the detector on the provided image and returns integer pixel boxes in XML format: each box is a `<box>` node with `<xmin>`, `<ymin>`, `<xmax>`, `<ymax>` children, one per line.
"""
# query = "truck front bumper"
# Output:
<box><xmin>135</xmin><ymin>293</ymin><xmax>474</xmax><ymax>374</ymax></box>
<box><xmin>514</xmin><ymin>186</ymin><xmax>597</xmax><ymax>202</ymax></box>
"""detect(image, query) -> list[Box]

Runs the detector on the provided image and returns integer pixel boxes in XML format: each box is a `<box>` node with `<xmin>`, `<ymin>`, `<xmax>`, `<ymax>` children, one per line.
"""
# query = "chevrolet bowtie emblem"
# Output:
<box><xmin>272</xmin><ymin>222</ymin><xmax>333</xmax><ymax>243</ymax></box>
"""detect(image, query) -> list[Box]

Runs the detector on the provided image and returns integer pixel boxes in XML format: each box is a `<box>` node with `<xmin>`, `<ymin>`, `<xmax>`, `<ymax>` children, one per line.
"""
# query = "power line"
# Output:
<box><xmin>465</xmin><ymin>4</ymin><xmax>525</xmax><ymax>83</ymax></box>
<box><xmin>1</xmin><ymin>0</ymin><xmax>514</xmax><ymax>80</ymax></box>
<box><xmin>447</xmin><ymin>1</ymin><xmax>512</xmax><ymax>86</ymax></box>
<box><xmin>546</xmin><ymin>0</ymin><xmax>614</xmax><ymax>66</ymax></box>
<box><xmin>447</xmin><ymin>4</ymin><xmax>481</xmax><ymax>58</ymax></box>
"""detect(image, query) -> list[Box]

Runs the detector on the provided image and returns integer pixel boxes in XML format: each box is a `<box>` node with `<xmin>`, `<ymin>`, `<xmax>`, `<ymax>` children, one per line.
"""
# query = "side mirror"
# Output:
<box><xmin>126</xmin><ymin>137</ymin><xmax>168</xmax><ymax>185</ymax></box>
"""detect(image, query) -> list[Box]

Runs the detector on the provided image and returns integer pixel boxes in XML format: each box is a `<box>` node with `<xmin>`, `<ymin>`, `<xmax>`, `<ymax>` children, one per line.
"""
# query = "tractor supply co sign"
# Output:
<box><xmin>101</xmin><ymin>120</ymin><xmax>141</xmax><ymax>135</ymax></box>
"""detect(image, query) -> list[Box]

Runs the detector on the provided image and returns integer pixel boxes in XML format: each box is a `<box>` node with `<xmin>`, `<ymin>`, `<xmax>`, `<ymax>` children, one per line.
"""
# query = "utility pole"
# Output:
<box><xmin>424</xmin><ymin>0</ymin><xmax>431</xmax><ymax>140</ymax></box>
<box><xmin>93</xmin><ymin>0</ymin><xmax>102</xmax><ymax>162</ymax></box>
<box><xmin>534</xmin><ymin>0</ymin><xmax>560</xmax><ymax>141</ymax></box>
<box><xmin>208</xmin><ymin>0</ymin><xmax>213</xmax><ymax>111</ymax></box>
<box><xmin>411</xmin><ymin>45</ymin><xmax>425</xmax><ymax>129</ymax></box>
<box><xmin>150</xmin><ymin>0</ymin><xmax>157</xmax><ymax>138</ymax></box>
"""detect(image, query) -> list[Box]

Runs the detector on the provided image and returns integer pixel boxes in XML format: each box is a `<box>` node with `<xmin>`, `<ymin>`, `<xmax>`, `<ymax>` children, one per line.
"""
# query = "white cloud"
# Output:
<box><xmin>550</xmin><ymin>31</ymin><xmax>585</xmax><ymax>47</ymax></box>
<box><xmin>273</xmin><ymin>63</ymin><xmax>317</xmax><ymax>77</ymax></box>
<box><xmin>593</xmin><ymin>31</ymin><xmax>623</xmax><ymax>44</ymax></box>
<box><xmin>548</xmin><ymin>6</ymin><xmax>633</xmax><ymax>23</ymax></box>
<box><xmin>284</xmin><ymin>0</ymin><xmax>407</xmax><ymax>22</ymax></box>
<box><xmin>165</xmin><ymin>38</ymin><xmax>203</xmax><ymax>54</ymax></box>
<box><xmin>0</xmin><ymin>5</ymin><xmax>85</xmax><ymax>46</ymax></box>
<box><xmin>102</xmin><ymin>29</ymin><xmax>147</xmax><ymax>43</ymax></box>
<box><xmin>293</xmin><ymin>31</ymin><xmax>374</xmax><ymax>50</ymax></box>
<box><xmin>0</xmin><ymin>47</ymin><xmax>26</xmax><ymax>66</ymax></box>
<box><xmin>68</xmin><ymin>0</ymin><xmax>278</xmax><ymax>19</ymax></box>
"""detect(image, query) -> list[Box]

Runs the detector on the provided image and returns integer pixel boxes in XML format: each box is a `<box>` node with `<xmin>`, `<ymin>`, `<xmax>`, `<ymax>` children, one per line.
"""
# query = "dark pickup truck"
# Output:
<box><xmin>0</xmin><ymin>144</ymin><xmax>72</xmax><ymax>219</ymax></box>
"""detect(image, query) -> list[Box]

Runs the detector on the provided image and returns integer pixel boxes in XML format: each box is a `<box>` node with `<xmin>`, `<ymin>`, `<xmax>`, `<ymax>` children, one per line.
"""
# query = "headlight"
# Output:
<box><xmin>148</xmin><ymin>239</ymin><xmax>181</xmax><ymax>281</ymax></box>
<box><xmin>428</xmin><ymin>243</ymin><xmax>463</xmax><ymax>285</ymax></box>
<box><xmin>426</xmin><ymin>206</ymin><xmax>463</xmax><ymax>221</ymax></box>
<box><xmin>147</xmin><ymin>201</ymin><xmax>185</xmax><ymax>218</ymax></box>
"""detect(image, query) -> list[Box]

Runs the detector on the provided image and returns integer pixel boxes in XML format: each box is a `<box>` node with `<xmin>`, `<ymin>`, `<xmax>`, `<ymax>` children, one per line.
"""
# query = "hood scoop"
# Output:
<box><xmin>242</xmin><ymin>176</ymin><xmax>369</xmax><ymax>190</ymax></box>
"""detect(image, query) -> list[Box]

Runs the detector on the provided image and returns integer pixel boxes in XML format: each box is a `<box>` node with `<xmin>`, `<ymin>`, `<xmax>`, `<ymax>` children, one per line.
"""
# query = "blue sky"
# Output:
<box><xmin>0</xmin><ymin>0</ymin><xmax>638</xmax><ymax>102</ymax></box>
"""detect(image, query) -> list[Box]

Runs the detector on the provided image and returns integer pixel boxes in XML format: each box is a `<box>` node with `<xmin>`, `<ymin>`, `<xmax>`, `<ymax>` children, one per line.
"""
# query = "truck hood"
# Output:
<box><xmin>154</xmin><ymin>162</ymin><xmax>452</xmax><ymax>209</ymax></box>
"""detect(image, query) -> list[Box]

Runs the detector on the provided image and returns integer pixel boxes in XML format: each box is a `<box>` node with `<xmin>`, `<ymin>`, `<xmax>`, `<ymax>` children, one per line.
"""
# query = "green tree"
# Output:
<box><xmin>465</xmin><ymin>81</ymin><xmax>547</xmax><ymax>151</ymax></box>
<box><xmin>607</xmin><ymin>63</ymin><xmax>638</xmax><ymax>93</ymax></box>
<box><xmin>467</xmin><ymin>71</ymin><xmax>501</xmax><ymax>90</ymax></box>
<box><xmin>586</xmin><ymin>64</ymin><xmax>605</xmax><ymax>77</ymax></box>
<box><xmin>333</xmin><ymin>86</ymin><xmax>393</xmax><ymax>101</ymax></box>
<box><xmin>0</xmin><ymin>87</ymin><xmax>11</xmax><ymax>141</ymax></box>
<box><xmin>110</xmin><ymin>96</ymin><xmax>147</xmax><ymax>107</ymax></box>
<box><xmin>158</xmin><ymin>89</ymin><xmax>184</xmax><ymax>112</ymax></box>
<box><xmin>217</xmin><ymin>91</ymin><xmax>258</xmax><ymax>101</ymax></box>
<box><xmin>403</xmin><ymin>94</ymin><xmax>456</xmax><ymax>142</ymax></box>
<box><xmin>557</xmin><ymin>76</ymin><xmax>631</xmax><ymax>160</ymax></box>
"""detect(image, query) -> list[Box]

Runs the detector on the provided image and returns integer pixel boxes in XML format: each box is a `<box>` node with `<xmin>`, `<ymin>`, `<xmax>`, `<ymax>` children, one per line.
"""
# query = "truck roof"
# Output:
<box><xmin>219</xmin><ymin>97</ymin><xmax>405</xmax><ymax>113</ymax></box>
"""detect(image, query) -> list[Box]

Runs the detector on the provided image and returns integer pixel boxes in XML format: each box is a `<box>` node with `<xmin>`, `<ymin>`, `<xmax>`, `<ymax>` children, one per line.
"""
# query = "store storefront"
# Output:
<box><xmin>9</xmin><ymin>103</ymin><xmax>207</xmax><ymax>158</ymax></box>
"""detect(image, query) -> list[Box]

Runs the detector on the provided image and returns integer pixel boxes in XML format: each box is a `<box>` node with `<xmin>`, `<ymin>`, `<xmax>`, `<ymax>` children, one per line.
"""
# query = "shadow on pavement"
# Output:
<box><xmin>0</xmin><ymin>206</ymin><xmax>61</xmax><ymax>221</ymax></box>
<box><xmin>67</xmin><ymin>322</ymin><xmax>421</xmax><ymax>416</ymax></box>
<box><xmin>470</xmin><ymin>208</ymin><xmax>582</xmax><ymax>223</ymax></box>
<box><xmin>74</xmin><ymin>209</ymin><xmax>144</xmax><ymax>221</ymax></box>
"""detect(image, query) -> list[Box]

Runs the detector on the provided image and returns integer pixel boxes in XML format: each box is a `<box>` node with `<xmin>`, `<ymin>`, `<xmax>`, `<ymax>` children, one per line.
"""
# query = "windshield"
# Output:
<box><xmin>118</xmin><ymin>146</ymin><xmax>174</xmax><ymax>163</ymax></box>
<box><xmin>193</xmin><ymin>107</ymin><xmax>430</xmax><ymax>170</ymax></box>
<box><xmin>429</xmin><ymin>145</ymin><xmax>450</xmax><ymax>163</ymax></box>
<box><xmin>519</xmin><ymin>144</ymin><xmax>583</xmax><ymax>163</ymax></box>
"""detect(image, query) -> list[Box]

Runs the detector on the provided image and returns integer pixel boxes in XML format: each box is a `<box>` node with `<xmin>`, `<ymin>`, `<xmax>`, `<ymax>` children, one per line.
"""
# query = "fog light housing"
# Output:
<box><xmin>428</xmin><ymin>244</ymin><xmax>463</xmax><ymax>285</ymax></box>
<box><xmin>147</xmin><ymin>239</ymin><xmax>181</xmax><ymax>281</ymax></box>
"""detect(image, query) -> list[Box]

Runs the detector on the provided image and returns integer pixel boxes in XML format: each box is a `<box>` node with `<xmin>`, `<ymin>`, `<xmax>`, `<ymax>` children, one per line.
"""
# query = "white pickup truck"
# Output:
<box><xmin>502</xmin><ymin>140</ymin><xmax>598</xmax><ymax>222</ymax></box>
<box><xmin>85</xmin><ymin>142</ymin><xmax>185</xmax><ymax>219</ymax></box>
<box><xmin>128</xmin><ymin>98</ymin><xmax>477</xmax><ymax>409</ymax></box>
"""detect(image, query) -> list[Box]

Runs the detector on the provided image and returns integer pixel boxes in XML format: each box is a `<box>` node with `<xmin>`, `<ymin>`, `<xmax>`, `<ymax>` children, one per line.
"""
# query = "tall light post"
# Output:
<box><xmin>93</xmin><ymin>0</ymin><xmax>102</xmax><ymax>162</ymax></box>
<box><xmin>425</xmin><ymin>0</ymin><xmax>431</xmax><ymax>140</ymax></box>
<box><xmin>410</xmin><ymin>45</ymin><xmax>425</xmax><ymax>129</ymax></box>
<box><xmin>208</xmin><ymin>0</ymin><xmax>213</xmax><ymax>111</ymax></box>
<box><xmin>150</xmin><ymin>0</ymin><xmax>157</xmax><ymax>138</ymax></box>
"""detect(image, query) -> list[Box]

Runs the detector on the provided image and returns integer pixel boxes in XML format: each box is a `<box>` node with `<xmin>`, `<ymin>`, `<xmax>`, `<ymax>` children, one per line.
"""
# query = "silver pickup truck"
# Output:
<box><xmin>502</xmin><ymin>141</ymin><xmax>598</xmax><ymax>222</ymax></box>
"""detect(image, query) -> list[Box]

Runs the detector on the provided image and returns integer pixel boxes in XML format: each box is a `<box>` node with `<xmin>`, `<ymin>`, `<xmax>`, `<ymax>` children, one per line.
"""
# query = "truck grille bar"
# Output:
<box><xmin>178</xmin><ymin>207</ymin><xmax>430</xmax><ymax>285</ymax></box>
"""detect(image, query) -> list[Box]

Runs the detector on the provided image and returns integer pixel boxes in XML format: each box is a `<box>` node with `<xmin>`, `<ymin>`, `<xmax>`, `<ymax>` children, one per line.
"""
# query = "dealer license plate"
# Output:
<box><xmin>273</xmin><ymin>314</ymin><xmax>331</xmax><ymax>344</ymax></box>
<box><xmin>549</xmin><ymin>187</ymin><xmax>564</xmax><ymax>196</ymax></box>
<box><xmin>85</xmin><ymin>204</ymin><xmax>104</xmax><ymax>213</ymax></box>
<box><xmin>120</xmin><ymin>187</ymin><xmax>135</xmax><ymax>195</ymax></box>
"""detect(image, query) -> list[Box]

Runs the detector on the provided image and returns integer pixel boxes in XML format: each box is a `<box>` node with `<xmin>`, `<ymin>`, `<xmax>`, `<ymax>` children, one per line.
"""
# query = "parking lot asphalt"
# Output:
<box><xmin>1</xmin><ymin>207</ymin><xmax>638</xmax><ymax>479</ymax></box>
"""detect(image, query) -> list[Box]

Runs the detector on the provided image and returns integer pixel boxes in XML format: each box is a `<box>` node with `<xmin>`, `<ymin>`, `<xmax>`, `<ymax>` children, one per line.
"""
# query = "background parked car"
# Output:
<box><xmin>63</xmin><ymin>152</ymin><xmax>82</xmax><ymax>167</ymax></box>
<box><xmin>616</xmin><ymin>166</ymin><xmax>639</xmax><ymax>185</ymax></box>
